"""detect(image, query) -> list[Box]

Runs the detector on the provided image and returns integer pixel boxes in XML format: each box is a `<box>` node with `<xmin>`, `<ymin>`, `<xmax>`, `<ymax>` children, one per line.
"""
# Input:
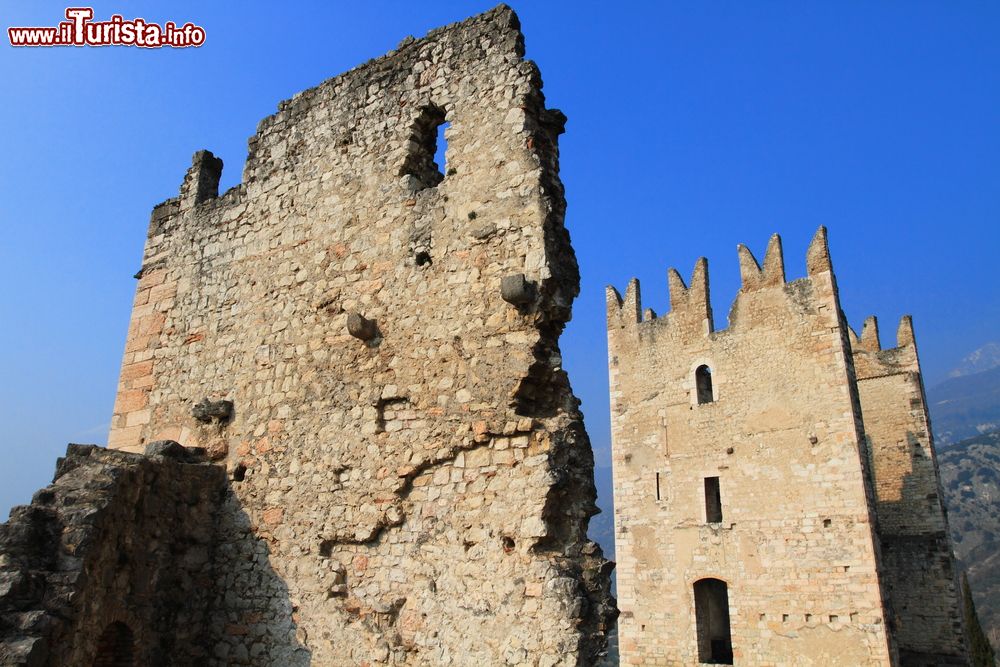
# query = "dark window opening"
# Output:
<box><xmin>694</xmin><ymin>578</ymin><xmax>733</xmax><ymax>664</ymax></box>
<box><xmin>399</xmin><ymin>106</ymin><xmax>448</xmax><ymax>190</ymax></box>
<box><xmin>91</xmin><ymin>622</ymin><xmax>135</xmax><ymax>667</ymax></box>
<box><xmin>705</xmin><ymin>476</ymin><xmax>722</xmax><ymax>523</ymax></box>
<box><xmin>696</xmin><ymin>365</ymin><xmax>714</xmax><ymax>404</ymax></box>
<box><xmin>656</xmin><ymin>472</ymin><xmax>661</xmax><ymax>501</ymax></box>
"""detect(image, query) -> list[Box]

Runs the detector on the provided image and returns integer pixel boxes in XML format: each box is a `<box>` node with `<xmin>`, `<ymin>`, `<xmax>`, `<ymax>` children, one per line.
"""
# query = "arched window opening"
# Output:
<box><xmin>695</xmin><ymin>365</ymin><xmax>714</xmax><ymax>404</ymax></box>
<box><xmin>399</xmin><ymin>105</ymin><xmax>448</xmax><ymax>190</ymax></box>
<box><xmin>694</xmin><ymin>578</ymin><xmax>733</xmax><ymax>664</ymax></box>
<box><xmin>92</xmin><ymin>621</ymin><xmax>135</xmax><ymax>667</ymax></box>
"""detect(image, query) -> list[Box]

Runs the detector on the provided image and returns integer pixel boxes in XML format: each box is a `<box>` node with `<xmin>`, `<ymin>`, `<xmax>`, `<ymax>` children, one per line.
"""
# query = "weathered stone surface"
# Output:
<box><xmin>607</xmin><ymin>230</ymin><xmax>967</xmax><ymax>665</ymax></box>
<box><xmin>95</xmin><ymin>5</ymin><xmax>614</xmax><ymax>666</ymax></box>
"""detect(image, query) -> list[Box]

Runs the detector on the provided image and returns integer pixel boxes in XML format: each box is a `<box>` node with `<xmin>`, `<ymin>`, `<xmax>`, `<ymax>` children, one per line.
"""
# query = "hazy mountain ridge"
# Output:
<box><xmin>948</xmin><ymin>342</ymin><xmax>1000</xmax><ymax>379</ymax></box>
<box><xmin>938</xmin><ymin>429</ymin><xmax>1000</xmax><ymax>644</ymax></box>
<box><xmin>928</xmin><ymin>364</ymin><xmax>1000</xmax><ymax>447</ymax></box>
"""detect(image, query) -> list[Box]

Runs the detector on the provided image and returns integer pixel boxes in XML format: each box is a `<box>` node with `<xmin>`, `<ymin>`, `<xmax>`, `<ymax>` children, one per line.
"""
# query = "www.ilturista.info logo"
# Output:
<box><xmin>8</xmin><ymin>8</ymin><xmax>205</xmax><ymax>48</ymax></box>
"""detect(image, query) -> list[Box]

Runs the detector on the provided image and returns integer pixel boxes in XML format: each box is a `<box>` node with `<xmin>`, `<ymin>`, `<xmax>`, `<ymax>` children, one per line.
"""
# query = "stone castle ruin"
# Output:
<box><xmin>0</xmin><ymin>6</ymin><xmax>615</xmax><ymax>666</ymax></box>
<box><xmin>607</xmin><ymin>230</ymin><xmax>968</xmax><ymax>665</ymax></box>
<box><xmin>0</xmin><ymin>5</ymin><xmax>972</xmax><ymax>666</ymax></box>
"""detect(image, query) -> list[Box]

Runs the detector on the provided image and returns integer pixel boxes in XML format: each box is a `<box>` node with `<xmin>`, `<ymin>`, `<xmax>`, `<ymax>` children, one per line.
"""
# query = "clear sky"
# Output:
<box><xmin>1</xmin><ymin>2</ymin><xmax>998</xmax><ymax>519</ymax></box>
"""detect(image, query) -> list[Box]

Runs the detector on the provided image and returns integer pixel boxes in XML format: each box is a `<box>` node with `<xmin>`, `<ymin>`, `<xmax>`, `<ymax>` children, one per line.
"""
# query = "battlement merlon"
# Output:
<box><xmin>179</xmin><ymin>150</ymin><xmax>224</xmax><ymax>210</ymax></box>
<box><xmin>737</xmin><ymin>233</ymin><xmax>785</xmax><ymax>290</ymax></box>
<box><xmin>605</xmin><ymin>278</ymin><xmax>641</xmax><ymax>325</ymax></box>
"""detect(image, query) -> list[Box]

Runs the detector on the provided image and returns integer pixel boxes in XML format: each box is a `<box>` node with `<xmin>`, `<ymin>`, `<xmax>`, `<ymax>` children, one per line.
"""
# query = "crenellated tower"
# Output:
<box><xmin>607</xmin><ymin>228</ymin><xmax>968</xmax><ymax>666</ymax></box>
<box><xmin>850</xmin><ymin>315</ymin><xmax>968</xmax><ymax>665</ymax></box>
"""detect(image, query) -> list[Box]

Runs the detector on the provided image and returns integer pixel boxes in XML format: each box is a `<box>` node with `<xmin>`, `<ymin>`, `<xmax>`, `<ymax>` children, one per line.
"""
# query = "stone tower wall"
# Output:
<box><xmin>852</xmin><ymin>317</ymin><xmax>968</xmax><ymax>665</ymax></box>
<box><xmin>606</xmin><ymin>230</ymin><xmax>895</xmax><ymax>666</ymax></box>
<box><xmin>106</xmin><ymin>6</ymin><xmax>613</xmax><ymax>665</ymax></box>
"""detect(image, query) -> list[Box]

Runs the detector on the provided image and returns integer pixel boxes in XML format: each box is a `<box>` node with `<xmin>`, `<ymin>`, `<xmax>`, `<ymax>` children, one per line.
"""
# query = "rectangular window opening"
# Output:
<box><xmin>705</xmin><ymin>476</ymin><xmax>722</xmax><ymax>523</ymax></box>
<box><xmin>656</xmin><ymin>472</ymin><xmax>661</xmax><ymax>501</ymax></box>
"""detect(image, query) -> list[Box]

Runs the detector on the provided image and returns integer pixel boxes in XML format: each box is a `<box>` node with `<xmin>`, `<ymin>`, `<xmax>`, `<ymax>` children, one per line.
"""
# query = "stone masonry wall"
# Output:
<box><xmin>852</xmin><ymin>317</ymin><xmax>968</xmax><ymax>665</ymax></box>
<box><xmin>107</xmin><ymin>6</ymin><xmax>614</xmax><ymax>665</ymax></box>
<box><xmin>607</xmin><ymin>230</ymin><xmax>896</xmax><ymax>666</ymax></box>
<box><xmin>0</xmin><ymin>444</ymin><xmax>225</xmax><ymax>667</ymax></box>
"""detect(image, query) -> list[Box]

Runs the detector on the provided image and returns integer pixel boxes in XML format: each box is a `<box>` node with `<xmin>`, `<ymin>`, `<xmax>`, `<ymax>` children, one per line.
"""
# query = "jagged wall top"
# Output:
<box><xmin>606</xmin><ymin>226</ymin><xmax>836</xmax><ymax>334</ymax></box>
<box><xmin>148</xmin><ymin>4</ymin><xmax>535</xmax><ymax>232</ymax></box>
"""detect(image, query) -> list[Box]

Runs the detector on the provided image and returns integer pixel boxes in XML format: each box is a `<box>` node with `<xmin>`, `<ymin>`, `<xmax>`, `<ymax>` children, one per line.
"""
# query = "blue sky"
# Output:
<box><xmin>1</xmin><ymin>2</ymin><xmax>998</xmax><ymax>518</ymax></box>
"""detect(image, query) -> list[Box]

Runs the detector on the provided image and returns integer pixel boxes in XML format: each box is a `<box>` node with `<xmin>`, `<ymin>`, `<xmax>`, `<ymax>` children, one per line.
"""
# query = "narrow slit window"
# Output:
<box><xmin>696</xmin><ymin>365</ymin><xmax>714</xmax><ymax>404</ymax></box>
<box><xmin>705</xmin><ymin>476</ymin><xmax>722</xmax><ymax>523</ymax></box>
<box><xmin>656</xmin><ymin>472</ymin><xmax>661</xmax><ymax>501</ymax></box>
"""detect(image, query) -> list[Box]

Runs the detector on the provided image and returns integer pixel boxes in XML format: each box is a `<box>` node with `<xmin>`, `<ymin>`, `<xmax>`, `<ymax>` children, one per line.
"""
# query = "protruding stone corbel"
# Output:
<box><xmin>501</xmin><ymin>274</ymin><xmax>534</xmax><ymax>306</ymax></box>
<box><xmin>192</xmin><ymin>398</ymin><xmax>234</xmax><ymax>423</ymax></box>
<box><xmin>347</xmin><ymin>312</ymin><xmax>379</xmax><ymax>341</ymax></box>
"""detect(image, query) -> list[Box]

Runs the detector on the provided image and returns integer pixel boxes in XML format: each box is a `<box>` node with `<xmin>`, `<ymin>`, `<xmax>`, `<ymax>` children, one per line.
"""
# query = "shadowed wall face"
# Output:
<box><xmin>105</xmin><ymin>6</ymin><xmax>614</xmax><ymax>665</ymax></box>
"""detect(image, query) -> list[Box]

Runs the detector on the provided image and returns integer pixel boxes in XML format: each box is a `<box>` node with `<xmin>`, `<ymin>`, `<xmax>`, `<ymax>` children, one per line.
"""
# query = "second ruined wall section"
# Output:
<box><xmin>0</xmin><ymin>445</ymin><xmax>225</xmax><ymax>667</ymax></box>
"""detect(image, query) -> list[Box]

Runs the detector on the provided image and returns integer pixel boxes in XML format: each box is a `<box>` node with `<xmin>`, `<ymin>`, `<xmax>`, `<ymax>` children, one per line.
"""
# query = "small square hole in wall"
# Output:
<box><xmin>823</xmin><ymin>518</ymin><xmax>832</xmax><ymax>528</ymax></box>
<box><xmin>782</xmin><ymin>614</ymin><xmax>789</xmax><ymax>623</ymax></box>
<box><xmin>829</xmin><ymin>614</ymin><xmax>839</xmax><ymax>623</ymax></box>
<box><xmin>805</xmin><ymin>614</ymin><xmax>813</xmax><ymax>623</ymax></box>
<box><xmin>759</xmin><ymin>613</ymin><xmax>766</xmax><ymax>621</ymax></box>
<box><xmin>843</xmin><ymin>565</ymin><xmax>851</xmax><ymax>572</ymax></box>
<box><xmin>850</xmin><ymin>612</ymin><xmax>859</xmax><ymax>623</ymax></box>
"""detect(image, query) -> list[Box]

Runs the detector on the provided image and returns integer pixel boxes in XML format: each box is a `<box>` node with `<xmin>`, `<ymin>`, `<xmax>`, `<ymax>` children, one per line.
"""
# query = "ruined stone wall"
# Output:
<box><xmin>852</xmin><ymin>318</ymin><xmax>968</xmax><ymax>665</ymax></box>
<box><xmin>607</xmin><ymin>230</ymin><xmax>896</xmax><ymax>666</ymax></box>
<box><xmin>0</xmin><ymin>444</ymin><xmax>225</xmax><ymax>667</ymax></box>
<box><xmin>107</xmin><ymin>6</ymin><xmax>613</xmax><ymax>665</ymax></box>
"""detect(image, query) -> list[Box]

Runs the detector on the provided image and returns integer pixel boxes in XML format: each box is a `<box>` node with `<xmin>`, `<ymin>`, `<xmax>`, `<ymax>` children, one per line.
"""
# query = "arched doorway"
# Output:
<box><xmin>694</xmin><ymin>578</ymin><xmax>732</xmax><ymax>664</ymax></box>
<box><xmin>91</xmin><ymin>621</ymin><xmax>135</xmax><ymax>667</ymax></box>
